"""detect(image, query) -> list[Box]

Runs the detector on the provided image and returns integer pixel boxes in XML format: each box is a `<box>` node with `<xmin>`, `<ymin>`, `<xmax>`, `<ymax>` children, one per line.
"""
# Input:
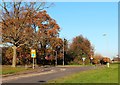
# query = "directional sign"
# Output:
<box><xmin>31</xmin><ymin>49</ymin><xmax>36</xmax><ymax>58</ymax></box>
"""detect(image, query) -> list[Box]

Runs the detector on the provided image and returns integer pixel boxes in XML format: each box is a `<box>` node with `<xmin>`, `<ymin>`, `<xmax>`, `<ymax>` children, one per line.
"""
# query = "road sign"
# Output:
<box><xmin>31</xmin><ymin>49</ymin><xmax>36</xmax><ymax>58</ymax></box>
<box><xmin>82</xmin><ymin>57</ymin><xmax>86</xmax><ymax>65</ymax></box>
<box><xmin>82</xmin><ymin>57</ymin><xmax>86</xmax><ymax>61</ymax></box>
<box><xmin>90</xmin><ymin>57</ymin><xmax>93</xmax><ymax>60</ymax></box>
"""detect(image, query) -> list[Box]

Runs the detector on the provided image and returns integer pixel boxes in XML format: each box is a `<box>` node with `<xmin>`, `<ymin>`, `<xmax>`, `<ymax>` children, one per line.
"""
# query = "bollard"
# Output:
<box><xmin>107</xmin><ymin>62</ymin><xmax>109</xmax><ymax>68</ymax></box>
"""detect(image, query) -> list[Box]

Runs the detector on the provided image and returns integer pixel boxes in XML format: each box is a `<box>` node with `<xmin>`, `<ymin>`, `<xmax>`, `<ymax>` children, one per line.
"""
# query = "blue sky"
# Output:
<box><xmin>47</xmin><ymin>2</ymin><xmax>118</xmax><ymax>59</ymax></box>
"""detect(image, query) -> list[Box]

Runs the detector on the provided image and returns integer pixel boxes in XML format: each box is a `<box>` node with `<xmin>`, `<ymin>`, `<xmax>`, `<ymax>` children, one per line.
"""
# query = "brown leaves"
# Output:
<box><xmin>50</xmin><ymin>38</ymin><xmax>62</xmax><ymax>49</ymax></box>
<box><xmin>1</xmin><ymin>2</ymin><xmax>61</xmax><ymax>66</ymax></box>
<box><xmin>102</xmin><ymin>57</ymin><xmax>110</xmax><ymax>63</ymax></box>
<box><xmin>70</xmin><ymin>35</ymin><xmax>94</xmax><ymax>58</ymax></box>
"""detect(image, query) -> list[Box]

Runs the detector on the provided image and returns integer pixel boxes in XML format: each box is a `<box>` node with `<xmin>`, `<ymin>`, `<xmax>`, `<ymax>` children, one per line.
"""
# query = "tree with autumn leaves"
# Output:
<box><xmin>68</xmin><ymin>35</ymin><xmax>94</xmax><ymax>65</ymax></box>
<box><xmin>1</xmin><ymin>2</ymin><xmax>102</xmax><ymax>66</ymax></box>
<box><xmin>1</xmin><ymin>2</ymin><xmax>60</xmax><ymax>67</ymax></box>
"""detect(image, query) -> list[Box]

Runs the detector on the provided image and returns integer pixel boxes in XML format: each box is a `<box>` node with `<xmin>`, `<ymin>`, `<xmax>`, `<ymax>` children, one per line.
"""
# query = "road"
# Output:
<box><xmin>2</xmin><ymin>65</ymin><xmax>99</xmax><ymax>84</ymax></box>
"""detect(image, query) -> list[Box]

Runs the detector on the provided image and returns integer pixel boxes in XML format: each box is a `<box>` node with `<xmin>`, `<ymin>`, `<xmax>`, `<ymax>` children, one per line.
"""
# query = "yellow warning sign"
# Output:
<box><xmin>31</xmin><ymin>49</ymin><xmax>36</xmax><ymax>58</ymax></box>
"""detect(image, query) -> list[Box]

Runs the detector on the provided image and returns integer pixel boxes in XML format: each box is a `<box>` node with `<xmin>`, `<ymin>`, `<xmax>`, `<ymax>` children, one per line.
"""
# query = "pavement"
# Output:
<box><xmin>2</xmin><ymin>65</ymin><xmax>53</xmax><ymax>77</ymax></box>
<box><xmin>2</xmin><ymin>65</ymin><xmax>105</xmax><ymax>84</ymax></box>
<box><xmin>2</xmin><ymin>66</ymin><xmax>57</xmax><ymax>82</ymax></box>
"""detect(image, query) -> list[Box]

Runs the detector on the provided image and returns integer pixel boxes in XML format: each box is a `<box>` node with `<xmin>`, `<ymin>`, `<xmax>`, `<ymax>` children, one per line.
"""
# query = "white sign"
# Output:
<box><xmin>82</xmin><ymin>57</ymin><xmax>86</xmax><ymax>61</ymax></box>
<box><xmin>90</xmin><ymin>57</ymin><xmax>93</xmax><ymax>60</ymax></box>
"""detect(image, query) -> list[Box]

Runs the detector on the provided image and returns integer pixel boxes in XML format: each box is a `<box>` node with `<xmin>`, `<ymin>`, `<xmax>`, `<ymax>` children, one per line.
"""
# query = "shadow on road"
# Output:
<box><xmin>38</xmin><ymin>80</ymin><xmax>46</xmax><ymax>83</ymax></box>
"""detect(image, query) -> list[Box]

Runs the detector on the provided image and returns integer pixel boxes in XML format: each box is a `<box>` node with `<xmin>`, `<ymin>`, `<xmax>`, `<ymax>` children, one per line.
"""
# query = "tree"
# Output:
<box><xmin>33</xmin><ymin>10</ymin><xmax>60</xmax><ymax>65</ymax></box>
<box><xmin>92</xmin><ymin>54</ymin><xmax>103</xmax><ymax>64</ymax></box>
<box><xmin>17</xmin><ymin>45</ymin><xmax>31</xmax><ymax>65</ymax></box>
<box><xmin>2</xmin><ymin>47</ymin><xmax>13</xmax><ymax>65</ymax></box>
<box><xmin>0</xmin><ymin>2</ymin><xmax>55</xmax><ymax>67</ymax></box>
<box><xmin>69</xmin><ymin>35</ymin><xmax>94</xmax><ymax>64</ymax></box>
<box><xmin>100</xmin><ymin>57</ymin><xmax>111</xmax><ymax>65</ymax></box>
<box><xmin>35</xmin><ymin>11</ymin><xmax>60</xmax><ymax>60</ymax></box>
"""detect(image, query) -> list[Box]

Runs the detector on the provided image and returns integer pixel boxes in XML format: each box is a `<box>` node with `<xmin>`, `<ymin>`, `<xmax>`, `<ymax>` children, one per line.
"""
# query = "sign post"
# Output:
<box><xmin>82</xmin><ymin>57</ymin><xmax>86</xmax><ymax>65</ymax></box>
<box><xmin>31</xmin><ymin>49</ymin><xmax>36</xmax><ymax>69</ymax></box>
<box><xmin>33</xmin><ymin>58</ymin><xmax>34</xmax><ymax>69</ymax></box>
<box><xmin>90</xmin><ymin>57</ymin><xmax>93</xmax><ymax>65</ymax></box>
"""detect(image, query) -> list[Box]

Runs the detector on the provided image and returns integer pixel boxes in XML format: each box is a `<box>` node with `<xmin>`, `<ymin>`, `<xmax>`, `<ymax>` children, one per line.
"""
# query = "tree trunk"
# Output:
<box><xmin>12</xmin><ymin>46</ymin><xmax>17</xmax><ymax>67</ymax></box>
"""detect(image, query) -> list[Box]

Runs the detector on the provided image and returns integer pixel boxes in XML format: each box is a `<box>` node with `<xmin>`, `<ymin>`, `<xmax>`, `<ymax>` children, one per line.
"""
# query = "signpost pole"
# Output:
<box><xmin>90</xmin><ymin>56</ymin><xmax>93</xmax><ymax>65</ymax></box>
<box><xmin>82</xmin><ymin>57</ymin><xmax>86</xmax><ymax>65</ymax></box>
<box><xmin>31</xmin><ymin>49</ymin><xmax>36</xmax><ymax>69</ymax></box>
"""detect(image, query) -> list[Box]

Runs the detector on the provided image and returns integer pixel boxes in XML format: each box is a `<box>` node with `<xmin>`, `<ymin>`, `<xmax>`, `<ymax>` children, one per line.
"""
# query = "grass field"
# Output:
<box><xmin>1</xmin><ymin>65</ymin><xmax>33</xmax><ymax>75</ymax></box>
<box><xmin>49</xmin><ymin>63</ymin><xmax>118</xmax><ymax>83</ymax></box>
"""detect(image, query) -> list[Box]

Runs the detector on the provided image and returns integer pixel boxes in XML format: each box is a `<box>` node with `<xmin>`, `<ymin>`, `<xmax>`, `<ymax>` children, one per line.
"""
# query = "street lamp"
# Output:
<box><xmin>63</xmin><ymin>38</ymin><xmax>65</xmax><ymax>66</ymax></box>
<box><xmin>103</xmin><ymin>34</ymin><xmax>107</xmax><ymax>52</ymax></box>
<box><xmin>55</xmin><ymin>51</ymin><xmax>57</xmax><ymax>66</ymax></box>
<box><xmin>53</xmin><ymin>50</ymin><xmax>57</xmax><ymax>66</ymax></box>
<box><xmin>54</xmin><ymin>45</ymin><xmax>60</xmax><ymax>66</ymax></box>
<box><xmin>103</xmin><ymin>34</ymin><xmax>110</xmax><ymax>67</ymax></box>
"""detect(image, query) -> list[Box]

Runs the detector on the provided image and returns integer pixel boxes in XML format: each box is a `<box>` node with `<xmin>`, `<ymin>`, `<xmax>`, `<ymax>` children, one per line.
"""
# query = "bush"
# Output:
<box><xmin>85</xmin><ymin>58</ymin><xmax>90</xmax><ymax>65</ymax></box>
<box><xmin>69</xmin><ymin>61</ymin><xmax>80</xmax><ymax>65</ymax></box>
<box><xmin>68</xmin><ymin>56</ymin><xmax>91</xmax><ymax>65</ymax></box>
<box><xmin>2</xmin><ymin>47</ymin><xmax>13</xmax><ymax>65</ymax></box>
<box><xmin>92</xmin><ymin>58</ymin><xmax>100</xmax><ymax>64</ymax></box>
<box><xmin>100</xmin><ymin>57</ymin><xmax>111</xmax><ymax>65</ymax></box>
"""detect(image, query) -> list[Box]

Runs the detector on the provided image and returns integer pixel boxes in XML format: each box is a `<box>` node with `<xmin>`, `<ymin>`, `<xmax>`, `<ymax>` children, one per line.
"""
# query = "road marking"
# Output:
<box><xmin>60</xmin><ymin>68</ymin><xmax>66</xmax><ymax>71</ymax></box>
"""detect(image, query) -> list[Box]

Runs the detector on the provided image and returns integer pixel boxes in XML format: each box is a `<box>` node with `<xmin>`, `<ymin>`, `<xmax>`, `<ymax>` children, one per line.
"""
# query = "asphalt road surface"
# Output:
<box><xmin>2</xmin><ymin>66</ymin><xmax>99</xmax><ymax>84</ymax></box>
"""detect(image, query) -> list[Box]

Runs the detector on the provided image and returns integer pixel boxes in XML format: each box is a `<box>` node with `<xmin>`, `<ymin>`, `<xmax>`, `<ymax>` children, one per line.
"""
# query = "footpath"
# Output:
<box><xmin>2</xmin><ymin>66</ymin><xmax>57</xmax><ymax>83</ymax></box>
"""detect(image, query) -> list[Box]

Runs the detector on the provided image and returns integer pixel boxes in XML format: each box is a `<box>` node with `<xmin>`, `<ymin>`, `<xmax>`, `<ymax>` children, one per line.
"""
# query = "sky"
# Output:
<box><xmin>0</xmin><ymin>1</ymin><xmax>118</xmax><ymax>59</ymax></box>
<box><xmin>46</xmin><ymin>2</ymin><xmax>118</xmax><ymax>59</ymax></box>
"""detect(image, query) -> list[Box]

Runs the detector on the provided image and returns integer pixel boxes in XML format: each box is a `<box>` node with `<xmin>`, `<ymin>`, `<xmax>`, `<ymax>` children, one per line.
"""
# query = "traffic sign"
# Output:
<box><xmin>31</xmin><ymin>49</ymin><xmax>36</xmax><ymax>58</ymax></box>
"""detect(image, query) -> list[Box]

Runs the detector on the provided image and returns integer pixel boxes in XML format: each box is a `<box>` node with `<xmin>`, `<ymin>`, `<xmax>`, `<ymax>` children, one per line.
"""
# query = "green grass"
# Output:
<box><xmin>57</xmin><ymin>64</ymin><xmax>96</xmax><ymax>67</ymax></box>
<box><xmin>1</xmin><ymin>65</ymin><xmax>33</xmax><ymax>75</ymax></box>
<box><xmin>49</xmin><ymin>63</ymin><xmax>118</xmax><ymax>83</ymax></box>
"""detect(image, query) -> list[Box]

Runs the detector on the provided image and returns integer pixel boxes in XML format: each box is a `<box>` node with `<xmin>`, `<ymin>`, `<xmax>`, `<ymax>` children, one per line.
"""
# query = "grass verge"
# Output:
<box><xmin>49</xmin><ymin>63</ymin><xmax>118</xmax><ymax>83</ymax></box>
<box><xmin>1</xmin><ymin>65</ymin><xmax>33</xmax><ymax>75</ymax></box>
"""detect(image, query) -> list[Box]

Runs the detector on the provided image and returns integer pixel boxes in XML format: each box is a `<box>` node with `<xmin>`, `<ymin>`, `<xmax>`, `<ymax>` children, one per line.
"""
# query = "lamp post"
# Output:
<box><xmin>103</xmin><ymin>34</ymin><xmax>107</xmax><ymax>53</ymax></box>
<box><xmin>55</xmin><ymin>51</ymin><xmax>57</xmax><ymax>66</ymax></box>
<box><xmin>103</xmin><ymin>34</ymin><xmax>110</xmax><ymax>67</ymax></box>
<box><xmin>63</xmin><ymin>38</ymin><xmax>65</xmax><ymax>66</ymax></box>
<box><xmin>53</xmin><ymin>50</ymin><xmax>57</xmax><ymax>66</ymax></box>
